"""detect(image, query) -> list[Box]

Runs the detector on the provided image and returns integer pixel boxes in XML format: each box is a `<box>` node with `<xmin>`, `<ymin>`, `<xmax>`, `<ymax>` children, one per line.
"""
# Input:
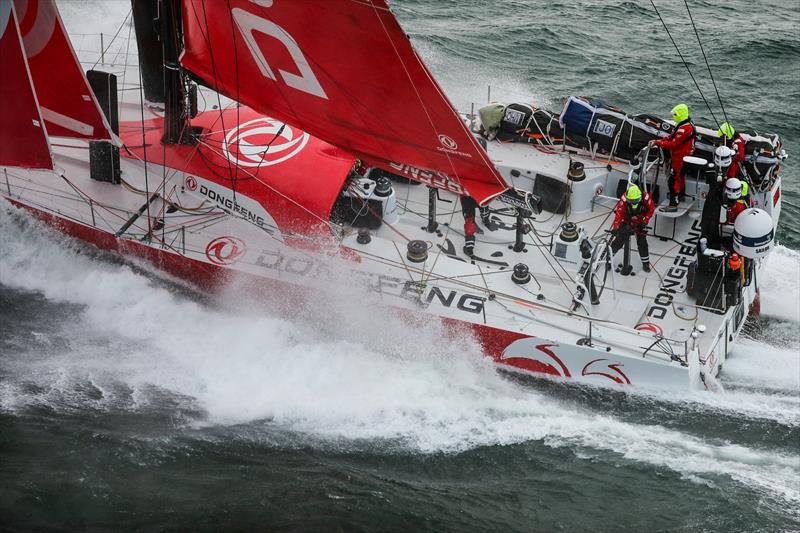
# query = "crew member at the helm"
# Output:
<box><xmin>611</xmin><ymin>184</ymin><xmax>655</xmax><ymax>272</ymax></box>
<box><xmin>651</xmin><ymin>103</ymin><xmax>696</xmax><ymax>210</ymax></box>
<box><xmin>718</xmin><ymin>122</ymin><xmax>746</xmax><ymax>179</ymax></box>
<box><xmin>723</xmin><ymin>177</ymin><xmax>747</xmax><ymax>224</ymax></box>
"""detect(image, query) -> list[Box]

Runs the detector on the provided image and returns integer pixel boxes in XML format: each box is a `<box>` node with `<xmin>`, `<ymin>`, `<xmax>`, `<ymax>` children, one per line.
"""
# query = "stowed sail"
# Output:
<box><xmin>179</xmin><ymin>0</ymin><xmax>509</xmax><ymax>203</ymax></box>
<box><xmin>14</xmin><ymin>0</ymin><xmax>114</xmax><ymax>141</ymax></box>
<box><xmin>0</xmin><ymin>1</ymin><xmax>52</xmax><ymax>169</ymax></box>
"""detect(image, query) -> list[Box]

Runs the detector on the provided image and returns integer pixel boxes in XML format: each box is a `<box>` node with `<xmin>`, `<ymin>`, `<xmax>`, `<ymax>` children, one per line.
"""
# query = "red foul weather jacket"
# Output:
<box><xmin>727</xmin><ymin>135</ymin><xmax>746</xmax><ymax>179</ymax></box>
<box><xmin>612</xmin><ymin>192</ymin><xmax>656</xmax><ymax>231</ymax></box>
<box><xmin>654</xmin><ymin>120</ymin><xmax>696</xmax><ymax>177</ymax></box>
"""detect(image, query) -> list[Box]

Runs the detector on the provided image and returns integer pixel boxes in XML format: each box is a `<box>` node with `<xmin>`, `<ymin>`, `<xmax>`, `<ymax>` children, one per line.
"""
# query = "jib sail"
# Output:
<box><xmin>14</xmin><ymin>0</ymin><xmax>115</xmax><ymax>142</ymax></box>
<box><xmin>179</xmin><ymin>0</ymin><xmax>508</xmax><ymax>203</ymax></box>
<box><xmin>0</xmin><ymin>1</ymin><xmax>52</xmax><ymax>169</ymax></box>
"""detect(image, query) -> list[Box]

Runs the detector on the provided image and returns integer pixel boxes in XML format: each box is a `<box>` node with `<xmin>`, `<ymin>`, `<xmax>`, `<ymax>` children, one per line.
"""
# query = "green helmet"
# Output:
<box><xmin>626</xmin><ymin>184</ymin><xmax>642</xmax><ymax>203</ymax></box>
<box><xmin>718</xmin><ymin>122</ymin><xmax>735</xmax><ymax>140</ymax></box>
<box><xmin>672</xmin><ymin>103</ymin><xmax>689</xmax><ymax>123</ymax></box>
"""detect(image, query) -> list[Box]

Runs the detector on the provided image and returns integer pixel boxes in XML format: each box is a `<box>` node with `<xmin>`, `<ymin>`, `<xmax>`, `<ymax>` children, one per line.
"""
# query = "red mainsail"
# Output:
<box><xmin>180</xmin><ymin>0</ymin><xmax>508</xmax><ymax>203</ymax></box>
<box><xmin>0</xmin><ymin>1</ymin><xmax>52</xmax><ymax>169</ymax></box>
<box><xmin>14</xmin><ymin>0</ymin><xmax>114</xmax><ymax>141</ymax></box>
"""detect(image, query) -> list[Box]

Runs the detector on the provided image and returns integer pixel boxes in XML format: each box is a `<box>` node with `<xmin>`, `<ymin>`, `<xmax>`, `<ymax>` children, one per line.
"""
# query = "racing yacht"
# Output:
<box><xmin>0</xmin><ymin>0</ymin><xmax>787</xmax><ymax>390</ymax></box>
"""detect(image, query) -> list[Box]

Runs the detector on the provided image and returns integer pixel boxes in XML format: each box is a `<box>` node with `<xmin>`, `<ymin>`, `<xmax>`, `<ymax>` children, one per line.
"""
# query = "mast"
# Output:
<box><xmin>130</xmin><ymin>0</ymin><xmax>164</xmax><ymax>105</ymax></box>
<box><xmin>159</xmin><ymin>0</ymin><xmax>192</xmax><ymax>145</ymax></box>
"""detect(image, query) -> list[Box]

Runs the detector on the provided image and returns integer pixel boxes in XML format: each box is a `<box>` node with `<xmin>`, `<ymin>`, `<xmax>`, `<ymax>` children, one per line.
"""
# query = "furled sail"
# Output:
<box><xmin>14</xmin><ymin>0</ymin><xmax>114</xmax><ymax>141</ymax></box>
<box><xmin>0</xmin><ymin>0</ymin><xmax>52</xmax><ymax>169</ymax></box>
<box><xmin>179</xmin><ymin>0</ymin><xmax>508</xmax><ymax>203</ymax></box>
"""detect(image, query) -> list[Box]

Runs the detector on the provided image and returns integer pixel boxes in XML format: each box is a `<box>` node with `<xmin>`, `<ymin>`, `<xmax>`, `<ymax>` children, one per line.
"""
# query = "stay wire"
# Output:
<box><xmin>683</xmin><ymin>0</ymin><xmax>729</xmax><ymax>126</ymax></box>
<box><xmin>649</xmin><ymin>0</ymin><xmax>720</xmax><ymax>128</ymax></box>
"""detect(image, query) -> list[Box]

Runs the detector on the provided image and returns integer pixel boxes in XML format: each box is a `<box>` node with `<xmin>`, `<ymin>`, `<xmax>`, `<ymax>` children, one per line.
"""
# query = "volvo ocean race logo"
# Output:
<box><xmin>205</xmin><ymin>236</ymin><xmax>247</xmax><ymax>266</ymax></box>
<box><xmin>223</xmin><ymin>117</ymin><xmax>309</xmax><ymax>168</ymax></box>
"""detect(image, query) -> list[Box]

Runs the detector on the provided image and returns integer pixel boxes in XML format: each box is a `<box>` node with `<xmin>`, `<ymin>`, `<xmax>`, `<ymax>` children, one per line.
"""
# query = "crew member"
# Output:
<box><xmin>718</xmin><ymin>122</ymin><xmax>746</xmax><ymax>180</ymax></box>
<box><xmin>651</xmin><ymin>103</ymin><xmax>697</xmax><ymax>210</ymax></box>
<box><xmin>723</xmin><ymin>177</ymin><xmax>748</xmax><ymax>224</ymax></box>
<box><xmin>461</xmin><ymin>195</ymin><xmax>479</xmax><ymax>255</ymax></box>
<box><xmin>610</xmin><ymin>184</ymin><xmax>655</xmax><ymax>272</ymax></box>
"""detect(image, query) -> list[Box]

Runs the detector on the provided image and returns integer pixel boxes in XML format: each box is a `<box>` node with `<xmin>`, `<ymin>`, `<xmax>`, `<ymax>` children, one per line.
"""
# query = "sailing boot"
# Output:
<box><xmin>662</xmin><ymin>192</ymin><xmax>679</xmax><ymax>212</ymax></box>
<box><xmin>479</xmin><ymin>206</ymin><xmax>499</xmax><ymax>232</ymax></box>
<box><xmin>463</xmin><ymin>215</ymin><xmax>476</xmax><ymax>256</ymax></box>
<box><xmin>642</xmin><ymin>261</ymin><xmax>651</xmax><ymax>272</ymax></box>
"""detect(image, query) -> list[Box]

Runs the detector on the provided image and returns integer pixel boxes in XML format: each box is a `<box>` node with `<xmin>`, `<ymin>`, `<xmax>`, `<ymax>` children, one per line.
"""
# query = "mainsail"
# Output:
<box><xmin>0</xmin><ymin>0</ymin><xmax>52</xmax><ymax>169</ymax></box>
<box><xmin>179</xmin><ymin>0</ymin><xmax>509</xmax><ymax>203</ymax></box>
<box><xmin>14</xmin><ymin>0</ymin><xmax>114</xmax><ymax>141</ymax></box>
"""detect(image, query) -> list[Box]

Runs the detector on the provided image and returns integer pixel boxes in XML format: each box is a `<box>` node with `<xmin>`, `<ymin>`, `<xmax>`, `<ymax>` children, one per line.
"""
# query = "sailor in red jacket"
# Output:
<box><xmin>610</xmin><ymin>184</ymin><xmax>656</xmax><ymax>272</ymax></box>
<box><xmin>723</xmin><ymin>178</ymin><xmax>748</xmax><ymax>224</ymax></box>
<box><xmin>718</xmin><ymin>122</ymin><xmax>746</xmax><ymax>179</ymax></box>
<box><xmin>651</xmin><ymin>103</ymin><xmax>696</xmax><ymax>210</ymax></box>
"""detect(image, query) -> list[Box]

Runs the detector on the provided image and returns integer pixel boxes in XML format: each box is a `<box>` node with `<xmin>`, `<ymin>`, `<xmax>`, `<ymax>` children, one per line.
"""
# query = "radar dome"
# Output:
<box><xmin>733</xmin><ymin>208</ymin><xmax>774</xmax><ymax>259</ymax></box>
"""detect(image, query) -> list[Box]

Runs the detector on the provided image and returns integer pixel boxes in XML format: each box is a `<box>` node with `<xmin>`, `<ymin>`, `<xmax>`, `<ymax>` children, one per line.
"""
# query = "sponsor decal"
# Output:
<box><xmin>500</xmin><ymin>343</ymin><xmax>572</xmax><ymax>378</ymax></box>
<box><xmin>773</xmin><ymin>186</ymin><xmax>781</xmax><ymax>206</ymax></box>
<box><xmin>635</xmin><ymin>322</ymin><xmax>664</xmax><ymax>336</ymax></box>
<box><xmin>435</xmin><ymin>132</ymin><xmax>472</xmax><ymax>158</ymax></box>
<box><xmin>593</xmin><ymin>119</ymin><xmax>616</xmax><ymax>138</ymax></box>
<box><xmin>581</xmin><ymin>358</ymin><xmax>631</xmax><ymax>385</ymax></box>
<box><xmin>205</xmin><ymin>236</ymin><xmax>247</xmax><ymax>266</ymax></box>
<box><xmin>438</xmin><ymin>134</ymin><xmax>458</xmax><ymax>150</ymax></box>
<box><xmin>388</xmin><ymin>162</ymin><xmax>466</xmax><ymax>196</ymax></box>
<box><xmin>646</xmin><ymin>219</ymin><xmax>701</xmax><ymax>321</ymax></box>
<box><xmin>185</xmin><ymin>174</ymin><xmax>282</xmax><ymax>239</ymax></box>
<box><xmin>231</xmin><ymin>6</ymin><xmax>328</xmax><ymax>99</ymax></box>
<box><xmin>223</xmin><ymin>117</ymin><xmax>309</xmax><ymax>168</ymax></box>
<box><xmin>254</xmin><ymin>249</ymin><xmax>486</xmax><ymax>316</ymax></box>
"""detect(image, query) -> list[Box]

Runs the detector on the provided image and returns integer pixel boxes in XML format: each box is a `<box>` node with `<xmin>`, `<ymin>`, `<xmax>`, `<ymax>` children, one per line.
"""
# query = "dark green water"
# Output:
<box><xmin>1</xmin><ymin>1</ymin><xmax>799</xmax><ymax>531</ymax></box>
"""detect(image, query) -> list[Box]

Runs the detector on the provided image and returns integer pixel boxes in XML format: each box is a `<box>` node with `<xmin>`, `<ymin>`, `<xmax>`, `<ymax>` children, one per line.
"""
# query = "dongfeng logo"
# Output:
<box><xmin>184</xmin><ymin>175</ymin><xmax>198</xmax><ymax>191</ymax></box>
<box><xmin>438</xmin><ymin>134</ymin><xmax>458</xmax><ymax>150</ymax></box>
<box><xmin>223</xmin><ymin>117</ymin><xmax>309</xmax><ymax>168</ymax></box>
<box><xmin>205</xmin><ymin>236</ymin><xmax>247</xmax><ymax>266</ymax></box>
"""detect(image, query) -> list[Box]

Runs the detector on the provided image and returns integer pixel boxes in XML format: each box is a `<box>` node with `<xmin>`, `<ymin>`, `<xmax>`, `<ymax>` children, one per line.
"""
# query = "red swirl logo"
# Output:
<box><xmin>205</xmin><ymin>236</ymin><xmax>246</xmax><ymax>266</ymax></box>
<box><xmin>184</xmin><ymin>175</ymin><xmax>198</xmax><ymax>191</ymax></box>
<box><xmin>224</xmin><ymin>117</ymin><xmax>309</xmax><ymax>167</ymax></box>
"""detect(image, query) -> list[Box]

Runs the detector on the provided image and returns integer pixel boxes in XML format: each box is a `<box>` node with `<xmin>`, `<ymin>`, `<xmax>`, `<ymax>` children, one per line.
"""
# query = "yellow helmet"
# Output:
<box><xmin>672</xmin><ymin>103</ymin><xmax>689</xmax><ymax>123</ymax></box>
<box><xmin>626</xmin><ymin>184</ymin><xmax>642</xmax><ymax>202</ymax></box>
<box><xmin>718</xmin><ymin>122</ymin><xmax>735</xmax><ymax>140</ymax></box>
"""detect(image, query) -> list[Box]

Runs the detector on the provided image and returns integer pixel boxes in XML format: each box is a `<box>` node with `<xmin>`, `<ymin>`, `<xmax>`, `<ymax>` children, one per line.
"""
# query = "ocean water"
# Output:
<box><xmin>1</xmin><ymin>1</ymin><xmax>799</xmax><ymax>531</ymax></box>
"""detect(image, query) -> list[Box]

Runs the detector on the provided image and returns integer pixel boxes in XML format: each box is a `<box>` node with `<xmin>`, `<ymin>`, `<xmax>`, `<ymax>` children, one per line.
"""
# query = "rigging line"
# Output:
<box><xmin>196</xmin><ymin>0</ymin><xmax>237</xmax><ymax>201</ymax></box>
<box><xmin>137</xmin><ymin>44</ymin><xmax>153</xmax><ymax>236</ymax></box>
<box><xmin>90</xmin><ymin>8</ymin><xmax>132</xmax><ymax>70</ymax></box>
<box><xmin>649</xmin><ymin>0</ymin><xmax>720</xmax><ymax>127</ymax></box>
<box><xmin>225</xmin><ymin>0</ymin><xmax>242</xmax><ymax>191</ymax></box>
<box><xmin>683</xmin><ymin>0</ymin><xmax>729</xmax><ymax>125</ymax></box>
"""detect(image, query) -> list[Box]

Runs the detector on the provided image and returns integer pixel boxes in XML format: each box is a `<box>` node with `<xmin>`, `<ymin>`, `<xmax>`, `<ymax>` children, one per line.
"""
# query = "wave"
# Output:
<box><xmin>1</xmin><ymin>202</ymin><xmax>799</xmax><ymax>513</ymax></box>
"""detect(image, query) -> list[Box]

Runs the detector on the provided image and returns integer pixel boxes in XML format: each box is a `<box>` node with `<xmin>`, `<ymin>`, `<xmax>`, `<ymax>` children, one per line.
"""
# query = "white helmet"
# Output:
<box><xmin>725</xmin><ymin>177</ymin><xmax>742</xmax><ymax>200</ymax></box>
<box><xmin>714</xmin><ymin>145</ymin><xmax>734</xmax><ymax>168</ymax></box>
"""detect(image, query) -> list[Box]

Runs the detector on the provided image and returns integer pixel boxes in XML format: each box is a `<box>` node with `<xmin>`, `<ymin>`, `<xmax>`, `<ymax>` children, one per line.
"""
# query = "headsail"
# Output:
<box><xmin>14</xmin><ymin>0</ymin><xmax>114</xmax><ymax>142</ymax></box>
<box><xmin>0</xmin><ymin>0</ymin><xmax>52</xmax><ymax>169</ymax></box>
<box><xmin>179</xmin><ymin>0</ymin><xmax>508</xmax><ymax>203</ymax></box>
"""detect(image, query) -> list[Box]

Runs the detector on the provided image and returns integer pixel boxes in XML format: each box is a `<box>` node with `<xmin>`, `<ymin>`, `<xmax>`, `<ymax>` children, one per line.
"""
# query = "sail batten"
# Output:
<box><xmin>180</xmin><ymin>0</ymin><xmax>508</xmax><ymax>202</ymax></box>
<box><xmin>14</xmin><ymin>0</ymin><xmax>115</xmax><ymax>142</ymax></box>
<box><xmin>0</xmin><ymin>0</ymin><xmax>52</xmax><ymax>170</ymax></box>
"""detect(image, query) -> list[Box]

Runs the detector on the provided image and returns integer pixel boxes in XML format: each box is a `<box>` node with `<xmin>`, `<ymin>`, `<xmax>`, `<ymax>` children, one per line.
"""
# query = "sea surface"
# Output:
<box><xmin>1</xmin><ymin>1</ymin><xmax>799</xmax><ymax>531</ymax></box>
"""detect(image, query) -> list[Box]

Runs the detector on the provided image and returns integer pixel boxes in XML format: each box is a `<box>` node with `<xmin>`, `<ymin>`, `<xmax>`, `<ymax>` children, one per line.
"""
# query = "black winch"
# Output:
<box><xmin>512</xmin><ymin>263</ymin><xmax>531</xmax><ymax>284</ymax></box>
<box><xmin>406</xmin><ymin>240</ymin><xmax>428</xmax><ymax>263</ymax></box>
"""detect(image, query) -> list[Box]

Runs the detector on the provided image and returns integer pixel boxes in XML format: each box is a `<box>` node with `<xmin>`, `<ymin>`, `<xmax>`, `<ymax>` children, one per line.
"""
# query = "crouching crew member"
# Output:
<box><xmin>651</xmin><ymin>103</ymin><xmax>697</xmax><ymax>210</ymax></box>
<box><xmin>723</xmin><ymin>178</ymin><xmax>748</xmax><ymax>224</ymax></box>
<box><xmin>611</xmin><ymin>185</ymin><xmax>655</xmax><ymax>272</ymax></box>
